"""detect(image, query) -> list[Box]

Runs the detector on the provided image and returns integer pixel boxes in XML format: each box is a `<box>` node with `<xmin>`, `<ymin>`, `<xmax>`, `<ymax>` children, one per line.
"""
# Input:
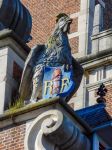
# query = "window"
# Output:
<box><xmin>13</xmin><ymin>61</ymin><xmax>22</xmax><ymax>84</ymax></box>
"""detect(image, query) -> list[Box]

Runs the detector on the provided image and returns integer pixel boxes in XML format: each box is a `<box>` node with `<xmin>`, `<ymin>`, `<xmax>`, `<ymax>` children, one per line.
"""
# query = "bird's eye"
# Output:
<box><xmin>61</xmin><ymin>18</ymin><xmax>64</xmax><ymax>21</ymax></box>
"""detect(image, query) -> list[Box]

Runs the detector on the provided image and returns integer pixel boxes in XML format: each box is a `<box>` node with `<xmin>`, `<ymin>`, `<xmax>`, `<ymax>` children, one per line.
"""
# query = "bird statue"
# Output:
<box><xmin>19</xmin><ymin>13</ymin><xmax>83</xmax><ymax>103</ymax></box>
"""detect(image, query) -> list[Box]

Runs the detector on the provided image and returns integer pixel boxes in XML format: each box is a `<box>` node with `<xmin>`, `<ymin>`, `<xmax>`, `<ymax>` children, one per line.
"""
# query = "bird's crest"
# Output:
<box><xmin>56</xmin><ymin>13</ymin><xmax>68</xmax><ymax>23</ymax></box>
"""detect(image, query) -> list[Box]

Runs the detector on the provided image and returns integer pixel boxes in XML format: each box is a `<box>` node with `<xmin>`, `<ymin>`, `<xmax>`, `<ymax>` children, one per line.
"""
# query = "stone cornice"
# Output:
<box><xmin>92</xmin><ymin>29</ymin><xmax>112</xmax><ymax>40</ymax></box>
<box><xmin>0</xmin><ymin>97</ymin><xmax>92</xmax><ymax>134</ymax></box>
<box><xmin>0</xmin><ymin>97</ymin><xmax>59</xmax><ymax>121</ymax></box>
<box><xmin>78</xmin><ymin>49</ymin><xmax>112</xmax><ymax>70</ymax></box>
<box><xmin>78</xmin><ymin>28</ymin><xmax>112</xmax><ymax>69</ymax></box>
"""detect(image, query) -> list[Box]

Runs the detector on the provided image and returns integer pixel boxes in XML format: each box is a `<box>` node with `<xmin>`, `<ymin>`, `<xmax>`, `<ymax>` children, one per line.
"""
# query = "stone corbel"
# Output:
<box><xmin>24</xmin><ymin>109</ymin><xmax>90</xmax><ymax>150</ymax></box>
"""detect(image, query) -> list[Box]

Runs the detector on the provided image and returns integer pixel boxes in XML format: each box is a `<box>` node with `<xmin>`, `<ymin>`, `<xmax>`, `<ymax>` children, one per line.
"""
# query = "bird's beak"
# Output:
<box><xmin>68</xmin><ymin>18</ymin><xmax>73</xmax><ymax>24</ymax></box>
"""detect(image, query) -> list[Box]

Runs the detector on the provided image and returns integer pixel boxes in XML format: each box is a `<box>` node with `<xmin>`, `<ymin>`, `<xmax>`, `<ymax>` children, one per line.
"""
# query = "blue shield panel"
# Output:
<box><xmin>42</xmin><ymin>65</ymin><xmax>75</xmax><ymax>99</ymax></box>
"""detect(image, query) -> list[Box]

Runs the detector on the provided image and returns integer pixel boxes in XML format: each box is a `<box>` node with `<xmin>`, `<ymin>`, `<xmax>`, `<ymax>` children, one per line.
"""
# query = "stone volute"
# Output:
<box><xmin>24</xmin><ymin>108</ymin><xmax>91</xmax><ymax>150</ymax></box>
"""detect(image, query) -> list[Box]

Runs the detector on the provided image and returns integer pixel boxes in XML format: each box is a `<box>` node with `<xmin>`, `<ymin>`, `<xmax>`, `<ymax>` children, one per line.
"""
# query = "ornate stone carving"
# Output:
<box><xmin>24</xmin><ymin>110</ymin><xmax>90</xmax><ymax>150</ymax></box>
<box><xmin>19</xmin><ymin>13</ymin><xmax>83</xmax><ymax>102</ymax></box>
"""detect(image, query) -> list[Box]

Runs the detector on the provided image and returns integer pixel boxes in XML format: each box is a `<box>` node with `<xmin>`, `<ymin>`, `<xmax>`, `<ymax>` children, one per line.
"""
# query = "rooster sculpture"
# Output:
<box><xmin>19</xmin><ymin>13</ymin><xmax>83</xmax><ymax>103</ymax></box>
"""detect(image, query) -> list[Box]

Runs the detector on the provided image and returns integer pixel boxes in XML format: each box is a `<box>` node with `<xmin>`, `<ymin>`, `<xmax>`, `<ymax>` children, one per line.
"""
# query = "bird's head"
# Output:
<box><xmin>56</xmin><ymin>13</ymin><xmax>72</xmax><ymax>33</ymax></box>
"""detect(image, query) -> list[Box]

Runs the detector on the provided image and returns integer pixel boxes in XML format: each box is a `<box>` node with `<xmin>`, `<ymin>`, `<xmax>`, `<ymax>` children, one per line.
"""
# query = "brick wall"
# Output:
<box><xmin>70</xmin><ymin>37</ymin><xmax>79</xmax><ymax>54</ymax></box>
<box><xmin>70</xmin><ymin>17</ymin><xmax>78</xmax><ymax>34</ymax></box>
<box><xmin>21</xmin><ymin>0</ymin><xmax>80</xmax><ymax>53</ymax></box>
<box><xmin>94</xmin><ymin>84</ymin><xmax>112</xmax><ymax>116</ymax></box>
<box><xmin>103</xmin><ymin>0</ymin><xmax>112</xmax><ymax>30</ymax></box>
<box><xmin>0</xmin><ymin>124</ymin><xmax>26</xmax><ymax>150</ymax></box>
<box><xmin>105</xmin><ymin>84</ymin><xmax>112</xmax><ymax>116</ymax></box>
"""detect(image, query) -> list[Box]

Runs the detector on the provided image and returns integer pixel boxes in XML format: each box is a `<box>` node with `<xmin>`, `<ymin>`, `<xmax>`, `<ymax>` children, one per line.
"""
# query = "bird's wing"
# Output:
<box><xmin>65</xmin><ymin>57</ymin><xmax>84</xmax><ymax>102</ymax></box>
<box><xmin>19</xmin><ymin>44</ymin><xmax>45</xmax><ymax>100</ymax></box>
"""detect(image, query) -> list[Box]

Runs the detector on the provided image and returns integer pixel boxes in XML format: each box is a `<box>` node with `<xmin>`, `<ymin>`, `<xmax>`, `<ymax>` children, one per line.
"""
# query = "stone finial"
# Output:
<box><xmin>96</xmin><ymin>83</ymin><xmax>107</xmax><ymax>103</ymax></box>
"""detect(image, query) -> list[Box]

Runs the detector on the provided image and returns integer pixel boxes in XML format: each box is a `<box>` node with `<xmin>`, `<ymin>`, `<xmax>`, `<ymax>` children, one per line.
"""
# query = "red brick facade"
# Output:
<box><xmin>103</xmin><ymin>0</ymin><xmax>112</xmax><ymax>30</ymax></box>
<box><xmin>0</xmin><ymin>124</ymin><xmax>25</xmax><ymax>150</ymax></box>
<box><xmin>70</xmin><ymin>36</ymin><xmax>79</xmax><ymax>54</ymax></box>
<box><xmin>94</xmin><ymin>84</ymin><xmax>112</xmax><ymax>117</ymax></box>
<box><xmin>69</xmin><ymin>17</ymin><xmax>78</xmax><ymax>34</ymax></box>
<box><xmin>21</xmin><ymin>0</ymin><xmax>80</xmax><ymax>53</ymax></box>
<box><xmin>105</xmin><ymin>84</ymin><xmax>112</xmax><ymax>116</ymax></box>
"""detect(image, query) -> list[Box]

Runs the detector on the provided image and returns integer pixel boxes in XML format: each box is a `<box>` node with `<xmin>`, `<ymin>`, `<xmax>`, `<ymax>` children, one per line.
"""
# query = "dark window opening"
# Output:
<box><xmin>13</xmin><ymin>61</ymin><xmax>22</xmax><ymax>85</ymax></box>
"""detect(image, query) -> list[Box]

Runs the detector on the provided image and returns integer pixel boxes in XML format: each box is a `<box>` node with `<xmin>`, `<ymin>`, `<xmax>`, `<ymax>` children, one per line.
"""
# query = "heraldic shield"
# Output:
<box><xmin>42</xmin><ymin>65</ymin><xmax>75</xmax><ymax>99</ymax></box>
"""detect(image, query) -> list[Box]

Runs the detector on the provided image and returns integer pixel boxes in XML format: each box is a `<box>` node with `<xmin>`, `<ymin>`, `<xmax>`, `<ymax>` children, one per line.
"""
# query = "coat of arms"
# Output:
<box><xmin>43</xmin><ymin>65</ymin><xmax>75</xmax><ymax>99</ymax></box>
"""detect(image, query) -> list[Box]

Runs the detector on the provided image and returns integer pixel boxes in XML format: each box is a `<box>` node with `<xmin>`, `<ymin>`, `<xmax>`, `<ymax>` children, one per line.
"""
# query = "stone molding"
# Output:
<box><xmin>0</xmin><ymin>98</ymin><xmax>91</xmax><ymax>132</ymax></box>
<box><xmin>85</xmin><ymin>78</ymin><xmax>112</xmax><ymax>90</ymax></box>
<box><xmin>92</xmin><ymin>28</ymin><xmax>112</xmax><ymax>53</ymax></box>
<box><xmin>78</xmin><ymin>49</ymin><xmax>112</xmax><ymax>70</ymax></box>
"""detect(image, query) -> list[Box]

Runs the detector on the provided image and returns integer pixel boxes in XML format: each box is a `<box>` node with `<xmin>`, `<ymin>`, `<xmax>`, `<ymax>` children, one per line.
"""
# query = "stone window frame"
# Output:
<box><xmin>84</xmin><ymin>65</ymin><xmax>112</xmax><ymax>106</ymax></box>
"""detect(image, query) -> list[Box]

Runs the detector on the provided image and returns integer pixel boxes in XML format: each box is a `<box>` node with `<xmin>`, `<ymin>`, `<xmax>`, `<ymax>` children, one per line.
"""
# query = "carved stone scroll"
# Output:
<box><xmin>24</xmin><ymin>110</ymin><xmax>90</xmax><ymax>150</ymax></box>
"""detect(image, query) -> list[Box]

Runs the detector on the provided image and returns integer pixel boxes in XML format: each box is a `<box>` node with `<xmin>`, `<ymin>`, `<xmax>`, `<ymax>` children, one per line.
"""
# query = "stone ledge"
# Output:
<box><xmin>0</xmin><ymin>97</ymin><xmax>92</xmax><ymax>134</ymax></box>
<box><xmin>92</xmin><ymin>29</ymin><xmax>112</xmax><ymax>40</ymax></box>
<box><xmin>0</xmin><ymin>97</ymin><xmax>59</xmax><ymax>121</ymax></box>
<box><xmin>78</xmin><ymin>48</ymin><xmax>112</xmax><ymax>67</ymax></box>
<box><xmin>78</xmin><ymin>48</ymin><xmax>112</xmax><ymax>63</ymax></box>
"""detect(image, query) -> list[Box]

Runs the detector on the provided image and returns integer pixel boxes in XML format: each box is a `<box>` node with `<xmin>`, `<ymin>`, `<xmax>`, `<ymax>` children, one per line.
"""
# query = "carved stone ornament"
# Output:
<box><xmin>19</xmin><ymin>13</ymin><xmax>83</xmax><ymax>103</ymax></box>
<box><xmin>24</xmin><ymin>110</ymin><xmax>90</xmax><ymax>150</ymax></box>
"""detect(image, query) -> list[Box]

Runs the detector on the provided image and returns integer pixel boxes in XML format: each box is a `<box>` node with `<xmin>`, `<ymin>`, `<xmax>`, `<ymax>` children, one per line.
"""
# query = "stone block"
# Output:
<box><xmin>92</xmin><ymin>29</ymin><xmax>112</xmax><ymax>53</ymax></box>
<box><xmin>0</xmin><ymin>46</ymin><xmax>24</xmax><ymax>113</ymax></box>
<box><xmin>0</xmin><ymin>30</ymin><xmax>29</xmax><ymax>114</ymax></box>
